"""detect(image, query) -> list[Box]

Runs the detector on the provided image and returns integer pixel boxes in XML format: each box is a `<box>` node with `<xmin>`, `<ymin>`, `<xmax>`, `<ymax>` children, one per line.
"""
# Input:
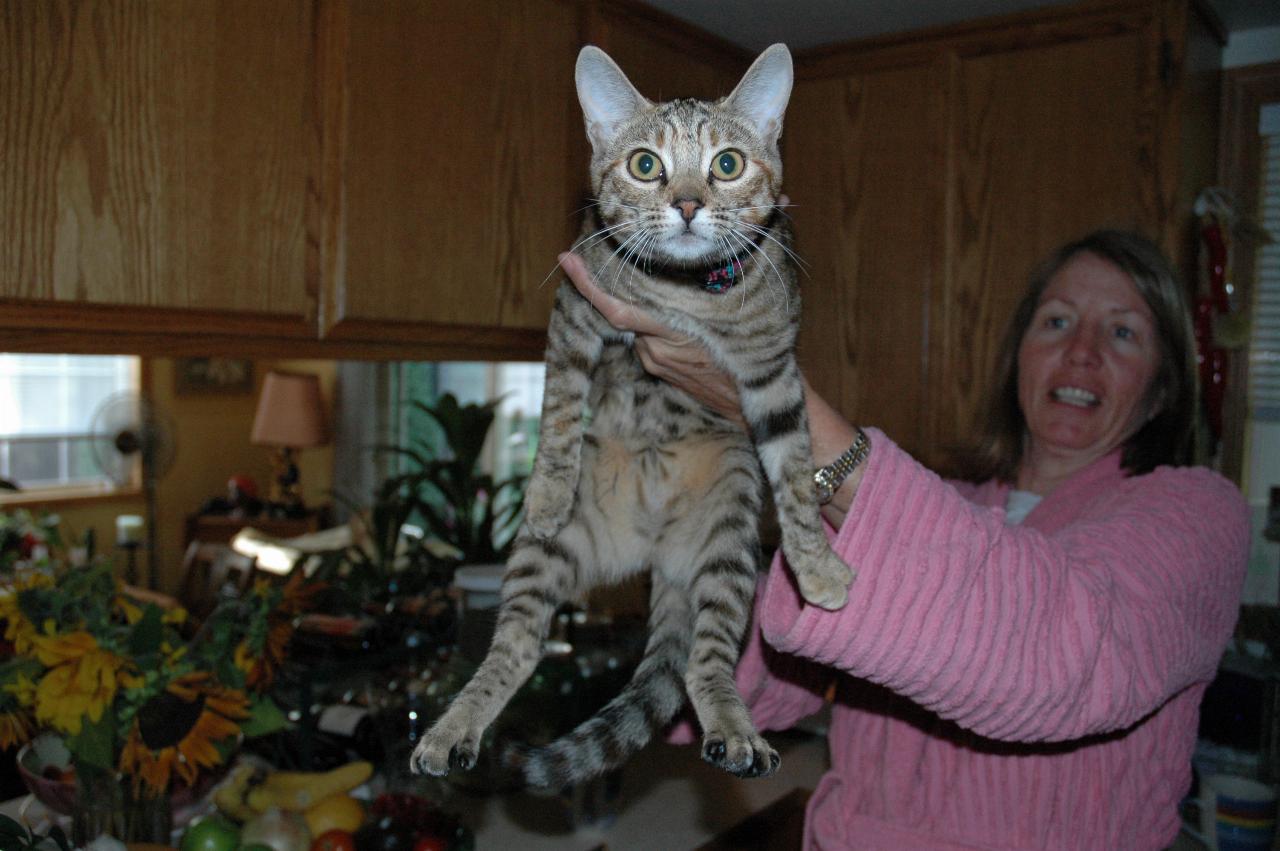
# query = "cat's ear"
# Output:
<box><xmin>723</xmin><ymin>43</ymin><xmax>793</xmax><ymax>144</ymax></box>
<box><xmin>576</xmin><ymin>45</ymin><xmax>651</xmax><ymax>148</ymax></box>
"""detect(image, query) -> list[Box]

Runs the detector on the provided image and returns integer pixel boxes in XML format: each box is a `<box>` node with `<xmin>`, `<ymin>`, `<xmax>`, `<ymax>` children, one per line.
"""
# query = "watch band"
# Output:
<box><xmin>813</xmin><ymin>428</ymin><xmax>870</xmax><ymax>504</ymax></box>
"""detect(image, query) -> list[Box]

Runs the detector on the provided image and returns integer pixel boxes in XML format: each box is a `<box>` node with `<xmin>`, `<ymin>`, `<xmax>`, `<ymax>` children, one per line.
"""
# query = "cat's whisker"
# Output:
<box><xmin>727</xmin><ymin>228</ymin><xmax>789</xmax><ymax>314</ymax></box>
<box><xmin>736</xmin><ymin>221</ymin><xmax>811</xmax><ymax>276</ymax></box>
<box><xmin>539</xmin><ymin>219</ymin><xmax>641</xmax><ymax>290</ymax></box>
<box><xmin>604</xmin><ymin>229</ymin><xmax>650</xmax><ymax>301</ymax></box>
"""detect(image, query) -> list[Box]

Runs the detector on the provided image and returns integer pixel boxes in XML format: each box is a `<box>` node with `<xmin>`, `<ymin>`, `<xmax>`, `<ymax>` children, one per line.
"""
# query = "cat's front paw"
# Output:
<box><xmin>410</xmin><ymin>716</ymin><xmax>483</xmax><ymax>777</ymax></box>
<box><xmin>794</xmin><ymin>549</ymin><xmax>854</xmax><ymax>611</ymax></box>
<box><xmin>523</xmin><ymin>477</ymin><xmax>574</xmax><ymax>539</ymax></box>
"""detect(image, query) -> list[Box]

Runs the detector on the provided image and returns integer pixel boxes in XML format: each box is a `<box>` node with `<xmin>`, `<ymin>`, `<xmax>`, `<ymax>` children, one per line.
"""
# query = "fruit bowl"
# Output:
<box><xmin>15</xmin><ymin>734</ymin><xmax>77</xmax><ymax>815</ymax></box>
<box><xmin>16</xmin><ymin>732</ymin><xmax>230</xmax><ymax>820</ymax></box>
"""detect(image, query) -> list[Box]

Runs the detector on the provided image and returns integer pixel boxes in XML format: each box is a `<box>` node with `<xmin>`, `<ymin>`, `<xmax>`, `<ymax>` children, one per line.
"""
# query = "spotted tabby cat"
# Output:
<box><xmin>410</xmin><ymin>43</ymin><xmax>852</xmax><ymax>788</ymax></box>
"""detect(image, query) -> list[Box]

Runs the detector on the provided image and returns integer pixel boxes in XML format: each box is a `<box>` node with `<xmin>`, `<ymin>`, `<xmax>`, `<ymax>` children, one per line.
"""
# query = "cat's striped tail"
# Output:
<box><xmin>503</xmin><ymin>579</ymin><xmax>692</xmax><ymax>789</ymax></box>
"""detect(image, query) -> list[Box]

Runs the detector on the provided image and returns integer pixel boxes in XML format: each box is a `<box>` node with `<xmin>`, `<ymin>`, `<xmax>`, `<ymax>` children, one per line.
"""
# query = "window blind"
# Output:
<box><xmin>1250</xmin><ymin>103</ymin><xmax>1280</xmax><ymax>420</ymax></box>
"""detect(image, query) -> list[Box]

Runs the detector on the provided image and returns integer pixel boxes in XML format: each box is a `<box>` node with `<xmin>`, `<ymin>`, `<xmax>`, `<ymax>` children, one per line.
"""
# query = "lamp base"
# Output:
<box><xmin>267</xmin><ymin>446</ymin><xmax>305</xmax><ymax>511</ymax></box>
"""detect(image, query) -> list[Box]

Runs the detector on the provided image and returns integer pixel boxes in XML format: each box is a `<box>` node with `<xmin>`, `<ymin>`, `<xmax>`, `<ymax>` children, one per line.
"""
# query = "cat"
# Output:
<box><xmin>410</xmin><ymin>42</ymin><xmax>853</xmax><ymax>789</ymax></box>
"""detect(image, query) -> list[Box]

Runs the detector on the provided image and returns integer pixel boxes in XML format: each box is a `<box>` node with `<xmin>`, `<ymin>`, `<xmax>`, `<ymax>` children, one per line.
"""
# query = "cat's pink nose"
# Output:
<box><xmin>673</xmin><ymin>198</ymin><xmax>703</xmax><ymax>222</ymax></box>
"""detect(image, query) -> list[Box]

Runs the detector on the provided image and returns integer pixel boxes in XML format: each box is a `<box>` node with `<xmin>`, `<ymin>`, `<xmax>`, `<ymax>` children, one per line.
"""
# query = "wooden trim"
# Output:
<box><xmin>0</xmin><ymin>322</ymin><xmax>547</xmax><ymax>362</ymax></box>
<box><xmin>1217</xmin><ymin>61</ymin><xmax>1280</xmax><ymax>484</ymax></box>
<box><xmin>589</xmin><ymin>0</ymin><xmax>753</xmax><ymax>62</ymax></box>
<box><xmin>0</xmin><ymin>299</ymin><xmax>314</xmax><ymax>340</ymax></box>
<box><xmin>312</xmin><ymin>0</ymin><xmax>350</xmax><ymax>337</ymax></box>
<box><xmin>0</xmin><ymin>484</ymin><xmax>143</xmax><ymax>509</ymax></box>
<box><xmin>794</xmin><ymin>0</ymin><xmax>1153</xmax><ymax>79</ymax></box>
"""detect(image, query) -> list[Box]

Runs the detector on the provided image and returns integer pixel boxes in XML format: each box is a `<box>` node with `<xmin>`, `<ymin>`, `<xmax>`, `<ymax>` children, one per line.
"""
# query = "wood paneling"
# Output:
<box><xmin>784</xmin><ymin>0</ymin><xmax>1216</xmax><ymax>472</ymax></box>
<box><xmin>0</xmin><ymin>0</ymin><xmax>314</xmax><ymax>320</ymax></box>
<box><xmin>786</xmin><ymin>62</ymin><xmax>948</xmax><ymax>464</ymax></box>
<box><xmin>589</xmin><ymin>1</ymin><xmax>751</xmax><ymax>101</ymax></box>
<box><xmin>937</xmin><ymin>31</ymin><xmax>1156</xmax><ymax>458</ymax></box>
<box><xmin>338</xmin><ymin>0</ymin><xmax>581</xmax><ymax>334</ymax></box>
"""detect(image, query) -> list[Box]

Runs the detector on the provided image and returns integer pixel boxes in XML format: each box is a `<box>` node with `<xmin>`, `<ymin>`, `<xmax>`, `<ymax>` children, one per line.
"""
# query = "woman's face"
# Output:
<box><xmin>1017</xmin><ymin>252</ymin><xmax>1162</xmax><ymax>464</ymax></box>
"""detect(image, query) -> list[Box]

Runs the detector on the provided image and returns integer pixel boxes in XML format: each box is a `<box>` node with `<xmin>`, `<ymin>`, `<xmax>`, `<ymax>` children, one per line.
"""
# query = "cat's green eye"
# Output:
<box><xmin>710</xmin><ymin>149</ymin><xmax>746</xmax><ymax>181</ymax></box>
<box><xmin>627</xmin><ymin>150</ymin><xmax>663</xmax><ymax>181</ymax></box>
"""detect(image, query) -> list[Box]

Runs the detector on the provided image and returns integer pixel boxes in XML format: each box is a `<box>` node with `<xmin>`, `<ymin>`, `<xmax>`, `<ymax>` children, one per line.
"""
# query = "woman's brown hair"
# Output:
<box><xmin>956</xmin><ymin>229</ymin><xmax>1198</xmax><ymax>483</ymax></box>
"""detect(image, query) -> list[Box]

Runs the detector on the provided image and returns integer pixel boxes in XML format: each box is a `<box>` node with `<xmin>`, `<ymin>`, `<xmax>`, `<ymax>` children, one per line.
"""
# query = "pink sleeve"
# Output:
<box><xmin>757</xmin><ymin>429</ymin><xmax>1250</xmax><ymax>743</ymax></box>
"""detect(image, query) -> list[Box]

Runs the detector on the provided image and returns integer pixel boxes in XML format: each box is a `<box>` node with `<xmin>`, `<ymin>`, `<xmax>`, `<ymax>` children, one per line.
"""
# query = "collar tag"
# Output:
<box><xmin>703</xmin><ymin>259</ymin><xmax>743</xmax><ymax>293</ymax></box>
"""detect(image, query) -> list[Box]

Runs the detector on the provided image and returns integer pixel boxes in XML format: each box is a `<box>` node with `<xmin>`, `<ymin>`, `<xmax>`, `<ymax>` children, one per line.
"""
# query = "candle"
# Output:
<box><xmin>116</xmin><ymin>515</ymin><xmax>144</xmax><ymax>545</ymax></box>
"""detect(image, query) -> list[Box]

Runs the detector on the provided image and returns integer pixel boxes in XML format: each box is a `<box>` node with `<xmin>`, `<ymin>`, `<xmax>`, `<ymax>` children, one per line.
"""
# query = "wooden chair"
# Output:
<box><xmin>178</xmin><ymin>540</ymin><xmax>257</xmax><ymax>621</ymax></box>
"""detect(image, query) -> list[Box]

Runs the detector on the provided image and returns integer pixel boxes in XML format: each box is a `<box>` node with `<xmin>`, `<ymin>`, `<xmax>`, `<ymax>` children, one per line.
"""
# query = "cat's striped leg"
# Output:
<box><xmin>739</xmin><ymin>359</ymin><xmax>852</xmax><ymax>610</ymax></box>
<box><xmin>524</xmin><ymin>284</ymin><xmax>605</xmax><ymax>538</ymax></box>
<box><xmin>507</xmin><ymin>572</ymin><xmax>693</xmax><ymax>788</ymax></box>
<box><xmin>673</xmin><ymin>461</ymin><xmax>779</xmax><ymax>778</ymax></box>
<box><xmin>410</xmin><ymin>533</ymin><xmax>580</xmax><ymax>777</ymax></box>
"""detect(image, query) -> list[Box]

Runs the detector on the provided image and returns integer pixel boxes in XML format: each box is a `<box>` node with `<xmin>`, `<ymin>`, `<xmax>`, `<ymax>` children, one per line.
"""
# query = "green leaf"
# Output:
<box><xmin>240</xmin><ymin>695</ymin><xmax>291</xmax><ymax>738</ymax></box>
<box><xmin>0</xmin><ymin>814</ymin><xmax>30</xmax><ymax>840</ymax></box>
<box><xmin>66</xmin><ymin>710</ymin><xmax>115</xmax><ymax>770</ymax></box>
<box><xmin>127</xmin><ymin>604</ymin><xmax>165</xmax><ymax>657</ymax></box>
<box><xmin>48</xmin><ymin>824</ymin><xmax>72</xmax><ymax>851</ymax></box>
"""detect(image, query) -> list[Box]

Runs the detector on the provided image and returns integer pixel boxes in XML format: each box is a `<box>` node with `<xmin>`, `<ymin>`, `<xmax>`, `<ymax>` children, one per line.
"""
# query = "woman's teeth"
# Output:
<box><xmin>1052</xmin><ymin>386</ymin><xmax>1099</xmax><ymax>407</ymax></box>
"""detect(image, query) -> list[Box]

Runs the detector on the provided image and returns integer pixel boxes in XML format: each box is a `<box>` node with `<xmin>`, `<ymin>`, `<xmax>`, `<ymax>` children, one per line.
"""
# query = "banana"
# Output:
<box><xmin>212</xmin><ymin>763</ymin><xmax>265</xmax><ymax>823</ymax></box>
<box><xmin>245</xmin><ymin>760</ymin><xmax>373</xmax><ymax>812</ymax></box>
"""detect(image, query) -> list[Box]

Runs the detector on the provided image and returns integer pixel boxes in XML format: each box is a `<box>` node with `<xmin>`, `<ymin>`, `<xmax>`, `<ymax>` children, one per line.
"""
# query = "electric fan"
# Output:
<box><xmin>88</xmin><ymin>392</ymin><xmax>177</xmax><ymax>589</ymax></box>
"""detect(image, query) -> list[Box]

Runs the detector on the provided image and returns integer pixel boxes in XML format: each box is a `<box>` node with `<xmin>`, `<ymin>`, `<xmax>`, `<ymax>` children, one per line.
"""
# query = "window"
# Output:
<box><xmin>0</xmin><ymin>354</ymin><xmax>142</xmax><ymax>494</ymax></box>
<box><xmin>394</xmin><ymin>361</ymin><xmax>544</xmax><ymax>482</ymax></box>
<box><xmin>1250</xmin><ymin>103</ymin><xmax>1280</xmax><ymax>419</ymax></box>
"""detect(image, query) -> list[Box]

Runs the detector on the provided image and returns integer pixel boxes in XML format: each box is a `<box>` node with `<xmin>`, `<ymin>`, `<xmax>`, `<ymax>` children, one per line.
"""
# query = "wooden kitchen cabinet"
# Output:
<box><xmin>330</xmin><ymin>0</ymin><xmax>583</xmax><ymax>348</ymax></box>
<box><xmin>0</xmin><ymin>0</ymin><xmax>316</xmax><ymax>336</ymax></box>
<box><xmin>328</xmin><ymin>0</ymin><xmax>749</xmax><ymax>352</ymax></box>
<box><xmin>786</xmin><ymin>0</ymin><xmax>1222</xmax><ymax>472</ymax></box>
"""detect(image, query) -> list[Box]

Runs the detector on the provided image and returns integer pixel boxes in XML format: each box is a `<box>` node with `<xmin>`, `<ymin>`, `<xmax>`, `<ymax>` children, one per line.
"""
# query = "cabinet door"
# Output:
<box><xmin>0</xmin><ymin>1</ymin><xmax>314</xmax><ymax>323</ymax></box>
<box><xmin>337</xmin><ymin>0</ymin><xmax>581</xmax><ymax>339</ymax></box>
<box><xmin>935</xmin><ymin>30</ymin><xmax>1155</xmax><ymax>465</ymax></box>
<box><xmin>789</xmin><ymin>26</ymin><xmax>1159</xmax><ymax>471</ymax></box>
<box><xmin>787</xmin><ymin>61</ymin><xmax>950</xmax><ymax>466</ymax></box>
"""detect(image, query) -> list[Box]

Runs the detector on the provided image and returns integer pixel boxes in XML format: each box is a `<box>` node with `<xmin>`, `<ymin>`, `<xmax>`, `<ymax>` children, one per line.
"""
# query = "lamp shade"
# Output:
<box><xmin>250</xmin><ymin>371</ymin><xmax>329</xmax><ymax>448</ymax></box>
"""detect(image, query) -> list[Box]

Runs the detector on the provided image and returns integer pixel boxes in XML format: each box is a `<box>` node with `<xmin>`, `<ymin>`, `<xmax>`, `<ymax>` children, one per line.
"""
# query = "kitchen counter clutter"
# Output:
<box><xmin>2</xmin><ymin>728</ymin><xmax>830</xmax><ymax>850</ymax></box>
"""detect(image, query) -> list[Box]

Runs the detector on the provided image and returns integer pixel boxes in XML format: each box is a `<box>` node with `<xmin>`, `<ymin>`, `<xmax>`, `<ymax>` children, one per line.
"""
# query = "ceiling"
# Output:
<box><xmin>636</xmin><ymin>0</ymin><xmax>1280</xmax><ymax>53</ymax></box>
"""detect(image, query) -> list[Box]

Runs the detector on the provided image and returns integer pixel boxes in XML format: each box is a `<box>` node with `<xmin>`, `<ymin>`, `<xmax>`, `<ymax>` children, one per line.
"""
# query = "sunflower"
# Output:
<box><xmin>0</xmin><ymin>571</ymin><xmax>53</xmax><ymax>655</ymax></box>
<box><xmin>118</xmin><ymin>672</ymin><xmax>249</xmax><ymax>795</ymax></box>
<box><xmin>234</xmin><ymin>572</ymin><xmax>317</xmax><ymax>692</ymax></box>
<box><xmin>0</xmin><ymin>673</ymin><xmax>35</xmax><ymax>749</ymax></box>
<box><xmin>31</xmin><ymin>630</ymin><xmax>131</xmax><ymax>735</ymax></box>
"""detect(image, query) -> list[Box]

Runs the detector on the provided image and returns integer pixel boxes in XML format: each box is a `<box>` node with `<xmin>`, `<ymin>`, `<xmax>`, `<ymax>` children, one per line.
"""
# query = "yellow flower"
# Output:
<box><xmin>118</xmin><ymin>673</ymin><xmax>249</xmax><ymax>795</ymax></box>
<box><xmin>0</xmin><ymin>708</ymin><xmax>33</xmax><ymax>750</ymax></box>
<box><xmin>0</xmin><ymin>572</ymin><xmax>52</xmax><ymax>655</ymax></box>
<box><xmin>4</xmin><ymin>672</ymin><xmax>37</xmax><ymax>708</ymax></box>
<box><xmin>31</xmin><ymin>631</ymin><xmax>129</xmax><ymax>736</ymax></box>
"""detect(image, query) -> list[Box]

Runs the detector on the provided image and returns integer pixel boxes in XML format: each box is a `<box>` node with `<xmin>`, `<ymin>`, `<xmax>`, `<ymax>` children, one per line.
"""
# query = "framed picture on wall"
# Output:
<box><xmin>174</xmin><ymin>358</ymin><xmax>254</xmax><ymax>396</ymax></box>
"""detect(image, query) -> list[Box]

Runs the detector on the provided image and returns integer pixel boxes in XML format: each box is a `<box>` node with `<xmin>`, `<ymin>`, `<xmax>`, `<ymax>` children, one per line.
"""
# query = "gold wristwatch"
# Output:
<box><xmin>813</xmin><ymin>428</ymin><xmax>870</xmax><ymax>504</ymax></box>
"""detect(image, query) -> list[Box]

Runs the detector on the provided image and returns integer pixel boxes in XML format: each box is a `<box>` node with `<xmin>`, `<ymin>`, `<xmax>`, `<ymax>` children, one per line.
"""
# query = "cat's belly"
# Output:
<box><xmin>567</xmin><ymin>433</ymin><xmax>751</xmax><ymax>583</ymax></box>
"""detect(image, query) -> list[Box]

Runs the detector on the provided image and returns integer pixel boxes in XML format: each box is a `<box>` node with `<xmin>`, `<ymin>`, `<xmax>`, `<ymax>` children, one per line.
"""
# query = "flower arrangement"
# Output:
<box><xmin>0</xmin><ymin>561</ymin><xmax>306</xmax><ymax>808</ymax></box>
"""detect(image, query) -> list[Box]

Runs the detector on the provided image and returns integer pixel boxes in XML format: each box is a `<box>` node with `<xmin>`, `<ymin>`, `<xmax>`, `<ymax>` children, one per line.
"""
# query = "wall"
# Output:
<box><xmin>46</xmin><ymin>357</ymin><xmax>336</xmax><ymax>595</ymax></box>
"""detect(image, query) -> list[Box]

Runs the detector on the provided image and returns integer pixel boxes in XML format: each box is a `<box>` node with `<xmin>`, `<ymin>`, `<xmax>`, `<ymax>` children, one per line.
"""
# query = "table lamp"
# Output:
<box><xmin>250</xmin><ymin>371</ymin><xmax>329</xmax><ymax>512</ymax></box>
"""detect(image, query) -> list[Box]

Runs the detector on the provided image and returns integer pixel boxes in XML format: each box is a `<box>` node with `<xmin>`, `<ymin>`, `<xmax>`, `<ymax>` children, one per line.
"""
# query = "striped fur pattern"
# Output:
<box><xmin>410</xmin><ymin>43</ymin><xmax>852</xmax><ymax>788</ymax></box>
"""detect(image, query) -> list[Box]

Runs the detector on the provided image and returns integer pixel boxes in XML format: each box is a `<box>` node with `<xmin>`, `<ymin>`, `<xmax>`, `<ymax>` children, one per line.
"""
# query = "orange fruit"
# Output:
<box><xmin>304</xmin><ymin>793</ymin><xmax>366</xmax><ymax>836</ymax></box>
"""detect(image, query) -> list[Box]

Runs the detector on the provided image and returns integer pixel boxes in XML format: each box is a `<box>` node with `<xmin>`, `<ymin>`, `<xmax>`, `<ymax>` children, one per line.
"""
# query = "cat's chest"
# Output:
<box><xmin>588</xmin><ymin>349</ymin><xmax>706</xmax><ymax>441</ymax></box>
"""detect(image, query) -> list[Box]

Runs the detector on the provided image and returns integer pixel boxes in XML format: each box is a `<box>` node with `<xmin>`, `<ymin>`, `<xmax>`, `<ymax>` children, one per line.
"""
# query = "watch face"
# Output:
<box><xmin>815</xmin><ymin>477</ymin><xmax>833</xmax><ymax>504</ymax></box>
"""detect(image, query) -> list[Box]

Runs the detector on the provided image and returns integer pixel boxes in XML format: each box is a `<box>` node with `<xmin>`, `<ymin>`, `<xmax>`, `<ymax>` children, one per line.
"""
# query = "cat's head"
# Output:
<box><xmin>575</xmin><ymin>43</ymin><xmax>792</xmax><ymax>270</ymax></box>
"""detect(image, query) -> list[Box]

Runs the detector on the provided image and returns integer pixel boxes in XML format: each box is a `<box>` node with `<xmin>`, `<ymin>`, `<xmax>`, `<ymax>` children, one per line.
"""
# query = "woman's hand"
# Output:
<box><xmin>557</xmin><ymin>251</ymin><xmax>746</xmax><ymax>426</ymax></box>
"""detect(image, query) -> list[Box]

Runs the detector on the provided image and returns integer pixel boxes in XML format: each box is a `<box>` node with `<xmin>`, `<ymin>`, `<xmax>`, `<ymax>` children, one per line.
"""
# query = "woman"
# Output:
<box><xmin>558</xmin><ymin>229</ymin><xmax>1249</xmax><ymax>850</ymax></box>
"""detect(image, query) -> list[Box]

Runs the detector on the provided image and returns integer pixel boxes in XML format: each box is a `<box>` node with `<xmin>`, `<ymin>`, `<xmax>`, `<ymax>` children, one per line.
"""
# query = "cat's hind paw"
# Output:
<box><xmin>410</xmin><ymin>720</ymin><xmax>482</xmax><ymax>777</ymax></box>
<box><xmin>701</xmin><ymin>732</ymin><xmax>780</xmax><ymax>779</ymax></box>
<box><xmin>795</xmin><ymin>549</ymin><xmax>854</xmax><ymax>610</ymax></box>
